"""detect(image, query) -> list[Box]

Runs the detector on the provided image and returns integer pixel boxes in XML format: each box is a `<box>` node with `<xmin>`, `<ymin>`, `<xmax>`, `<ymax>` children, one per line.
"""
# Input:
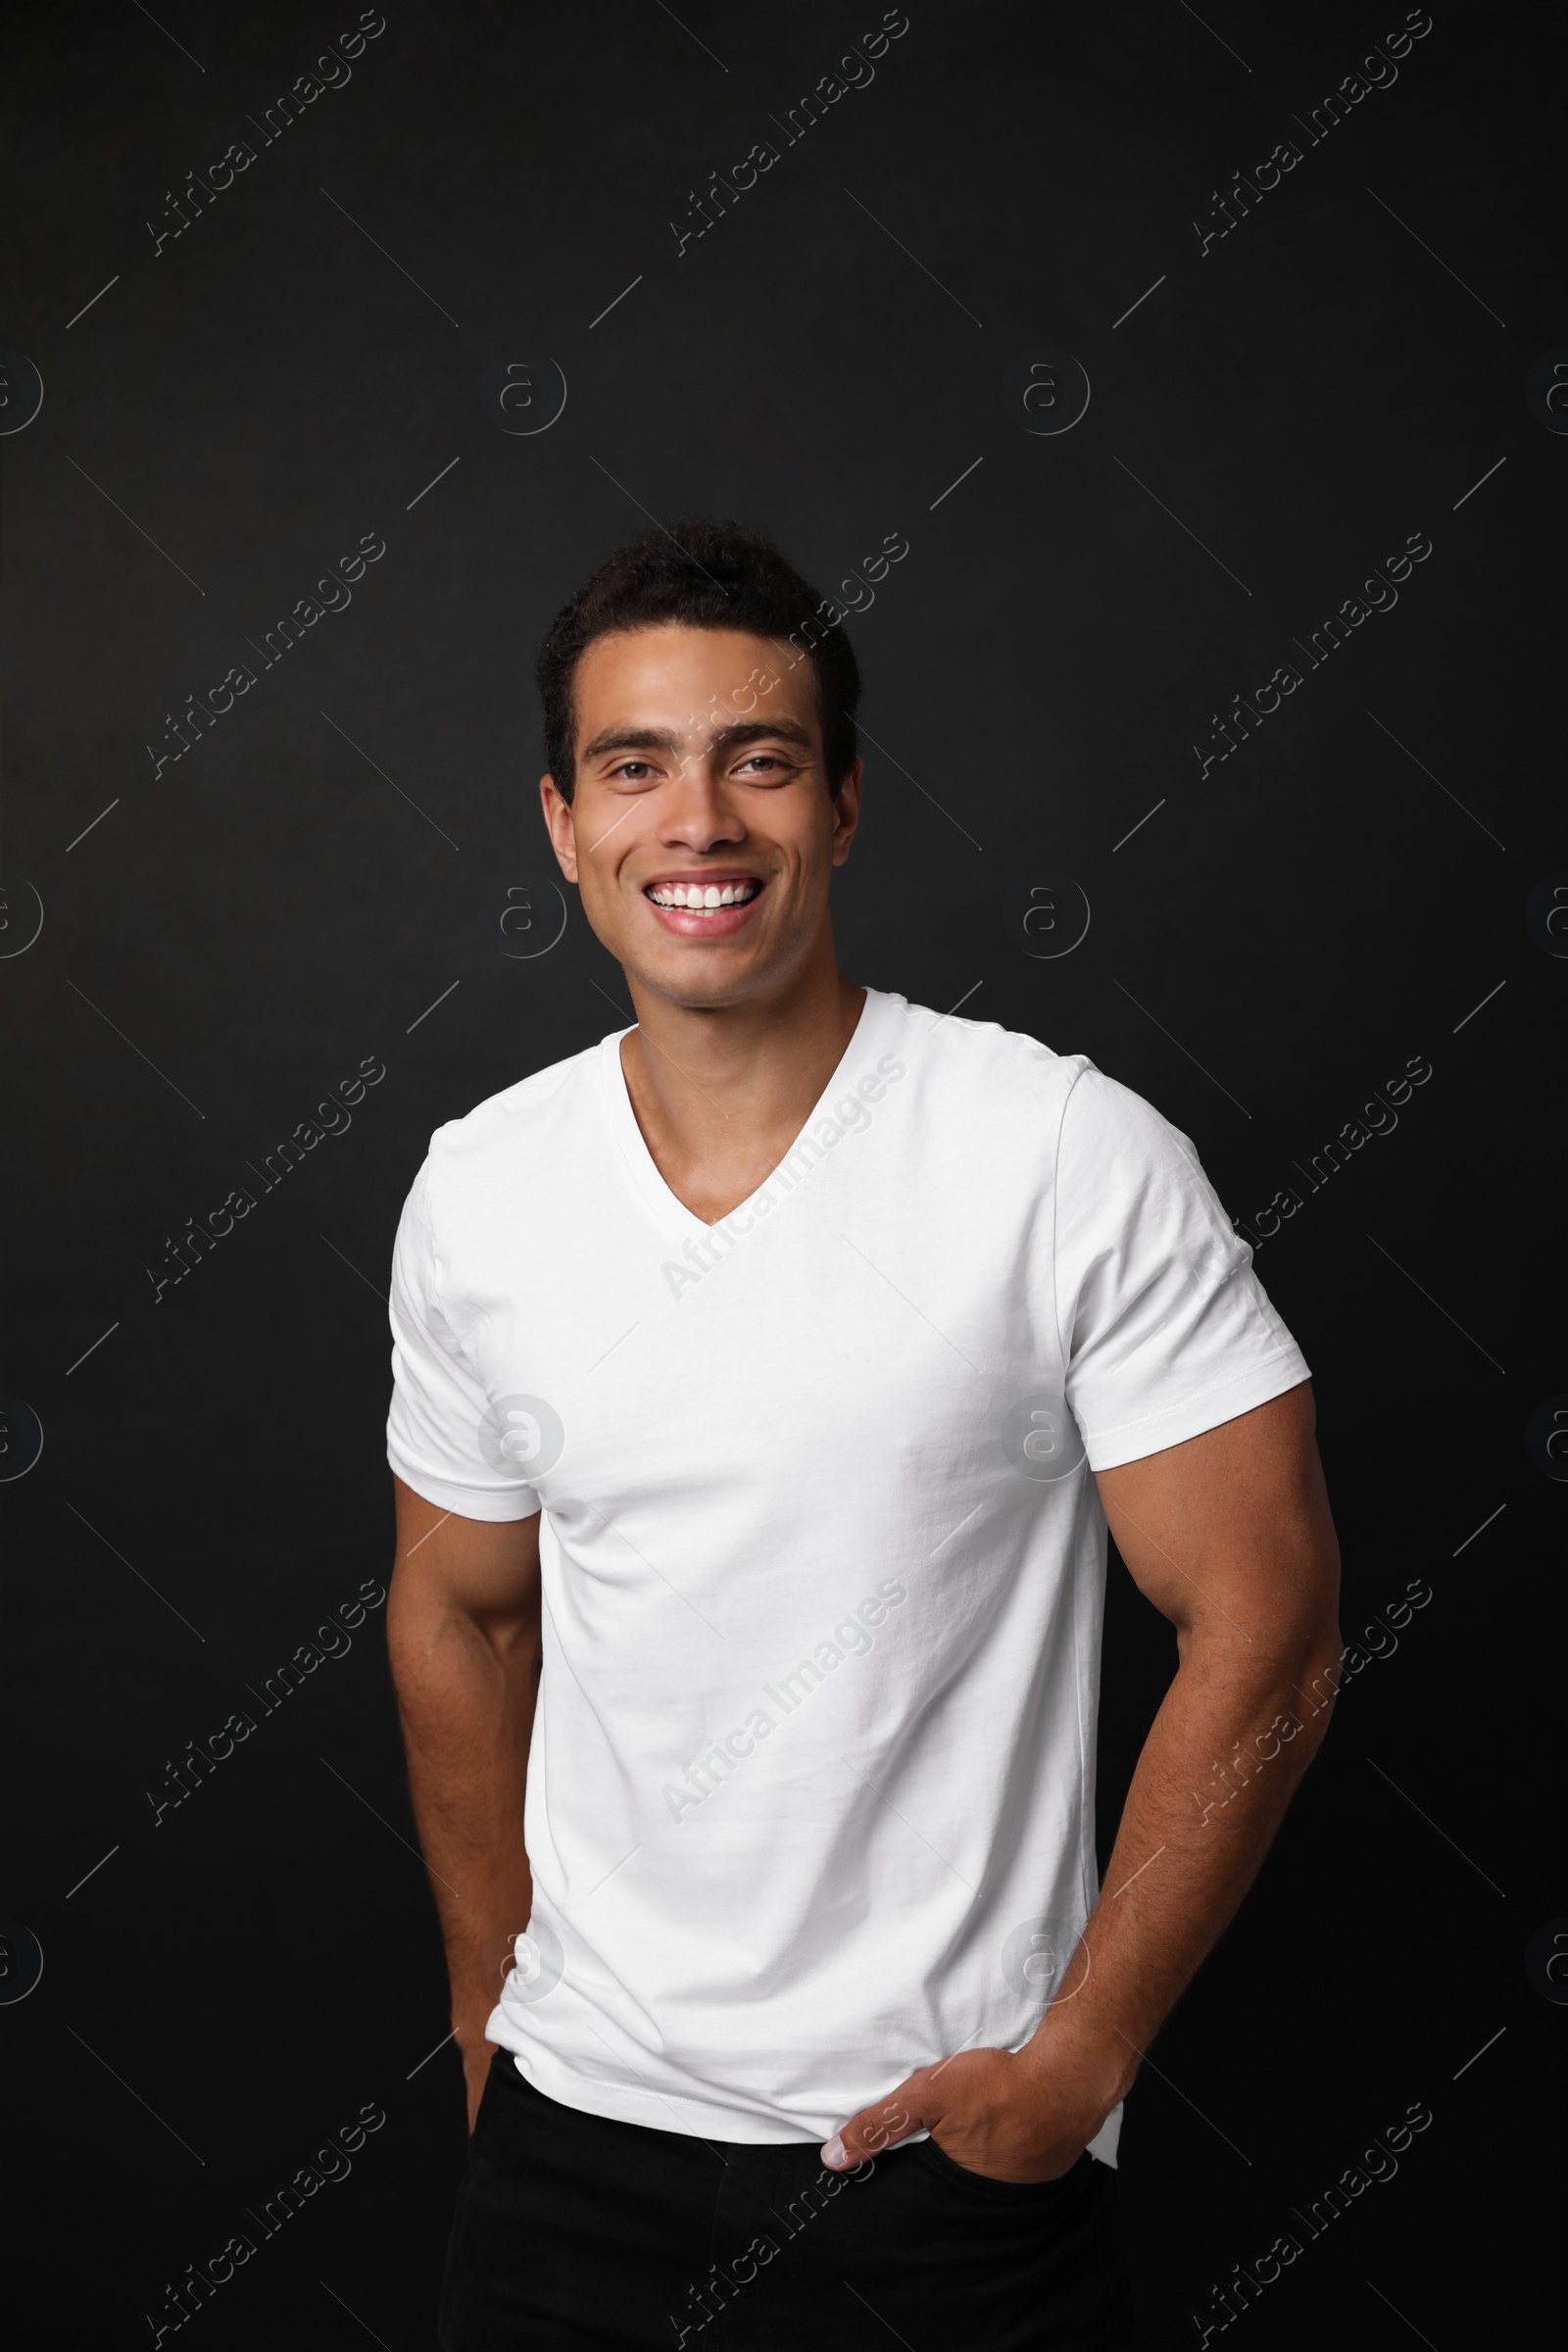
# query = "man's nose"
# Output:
<box><xmin>659</xmin><ymin>763</ymin><xmax>745</xmax><ymax>849</ymax></box>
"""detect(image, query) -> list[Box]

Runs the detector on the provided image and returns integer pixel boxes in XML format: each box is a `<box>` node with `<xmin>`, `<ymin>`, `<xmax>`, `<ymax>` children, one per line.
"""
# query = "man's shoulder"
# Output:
<box><xmin>895</xmin><ymin>994</ymin><xmax>1090</xmax><ymax>1104</ymax></box>
<box><xmin>894</xmin><ymin>994</ymin><xmax>1192</xmax><ymax>1163</ymax></box>
<box><xmin>421</xmin><ymin>1037</ymin><xmax>608</xmax><ymax>1184</ymax></box>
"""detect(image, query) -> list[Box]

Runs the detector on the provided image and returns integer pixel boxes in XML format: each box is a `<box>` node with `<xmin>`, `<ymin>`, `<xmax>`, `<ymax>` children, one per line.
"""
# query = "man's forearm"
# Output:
<box><xmin>1024</xmin><ymin>1626</ymin><xmax>1343</xmax><ymax>2116</ymax></box>
<box><xmin>387</xmin><ymin>1591</ymin><xmax>539</xmax><ymax>2057</ymax></box>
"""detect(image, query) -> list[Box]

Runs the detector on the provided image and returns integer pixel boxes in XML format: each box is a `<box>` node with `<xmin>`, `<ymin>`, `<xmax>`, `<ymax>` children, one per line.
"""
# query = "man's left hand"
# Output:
<box><xmin>819</xmin><ymin>2045</ymin><xmax>1111</xmax><ymax>2183</ymax></box>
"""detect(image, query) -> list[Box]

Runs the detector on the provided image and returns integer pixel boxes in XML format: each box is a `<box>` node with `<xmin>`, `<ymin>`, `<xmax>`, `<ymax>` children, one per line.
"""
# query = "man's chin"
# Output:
<box><xmin>629</xmin><ymin>958</ymin><xmax>772</xmax><ymax>1013</ymax></box>
<box><xmin>609</xmin><ymin>933</ymin><xmax>791</xmax><ymax>1014</ymax></box>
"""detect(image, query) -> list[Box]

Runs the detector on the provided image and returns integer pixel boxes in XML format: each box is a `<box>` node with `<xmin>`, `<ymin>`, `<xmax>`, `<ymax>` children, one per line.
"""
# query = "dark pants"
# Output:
<box><xmin>441</xmin><ymin>2049</ymin><xmax>1136</xmax><ymax>2349</ymax></box>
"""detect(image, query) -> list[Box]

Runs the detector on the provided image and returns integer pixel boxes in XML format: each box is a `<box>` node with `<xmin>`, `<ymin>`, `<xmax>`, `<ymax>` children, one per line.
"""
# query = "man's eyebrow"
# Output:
<box><xmin>710</xmin><ymin>718</ymin><xmax>814</xmax><ymax>755</ymax></box>
<box><xmin>578</xmin><ymin>717</ymin><xmax>816</xmax><ymax>764</ymax></box>
<box><xmin>579</xmin><ymin>726</ymin><xmax>684</xmax><ymax>763</ymax></box>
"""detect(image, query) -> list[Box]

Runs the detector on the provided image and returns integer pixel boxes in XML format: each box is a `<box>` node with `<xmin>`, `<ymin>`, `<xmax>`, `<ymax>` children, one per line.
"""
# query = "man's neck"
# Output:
<box><xmin>618</xmin><ymin>954</ymin><xmax>867</xmax><ymax>1225</ymax></box>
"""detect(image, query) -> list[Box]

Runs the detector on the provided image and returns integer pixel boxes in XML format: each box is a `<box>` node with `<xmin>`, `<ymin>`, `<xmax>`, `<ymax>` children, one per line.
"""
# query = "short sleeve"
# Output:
<box><xmin>386</xmin><ymin>1156</ymin><xmax>542</xmax><ymax>1522</ymax></box>
<box><xmin>1055</xmin><ymin>1067</ymin><xmax>1309</xmax><ymax>1471</ymax></box>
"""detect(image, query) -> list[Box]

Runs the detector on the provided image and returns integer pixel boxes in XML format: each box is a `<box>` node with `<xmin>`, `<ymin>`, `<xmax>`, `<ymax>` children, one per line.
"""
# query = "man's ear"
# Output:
<box><xmin>539</xmin><ymin>772</ymin><xmax>579</xmax><ymax>882</ymax></box>
<box><xmin>830</xmin><ymin>760</ymin><xmax>863</xmax><ymax>866</ymax></box>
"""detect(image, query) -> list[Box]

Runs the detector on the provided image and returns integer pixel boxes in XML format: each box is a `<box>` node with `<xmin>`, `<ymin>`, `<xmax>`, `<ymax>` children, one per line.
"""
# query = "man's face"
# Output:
<box><xmin>541</xmin><ymin>625</ymin><xmax>860</xmax><ymax>1008</ymax></box>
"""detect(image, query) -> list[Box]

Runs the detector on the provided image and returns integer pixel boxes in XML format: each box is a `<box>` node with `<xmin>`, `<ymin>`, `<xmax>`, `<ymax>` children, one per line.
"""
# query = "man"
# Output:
<box><xmin>385</xmin><ymin>518</ymin><xmax>1342</xmax><ymax>2348</ymax></box>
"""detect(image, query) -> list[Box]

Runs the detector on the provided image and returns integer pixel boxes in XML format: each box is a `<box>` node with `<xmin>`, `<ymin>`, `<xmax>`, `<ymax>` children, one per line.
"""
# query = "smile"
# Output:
<box><xmin>645</xmin><ymin>878</ymin><xmax>763</xmax><ymax>915</ymax></box>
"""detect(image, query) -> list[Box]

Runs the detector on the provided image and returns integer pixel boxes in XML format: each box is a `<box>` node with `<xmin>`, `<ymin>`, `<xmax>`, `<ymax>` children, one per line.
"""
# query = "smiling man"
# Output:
<box><xmin>385</xmin><ymin>518</ymin><xmax>1342</xmax><ymax>2348</ymax></box>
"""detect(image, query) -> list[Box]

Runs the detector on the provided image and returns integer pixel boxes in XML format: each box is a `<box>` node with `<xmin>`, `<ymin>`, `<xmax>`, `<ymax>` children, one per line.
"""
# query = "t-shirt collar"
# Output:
<box><xmin>596</xmin><ymin>988</ymin><xmax>892</xmax><ymax>1240</ymax></box>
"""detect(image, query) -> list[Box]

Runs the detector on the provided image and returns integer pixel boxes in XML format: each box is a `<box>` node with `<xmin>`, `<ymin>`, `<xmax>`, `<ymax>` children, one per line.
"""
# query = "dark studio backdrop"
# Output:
<box><xmin>0</xmin><ymin>1</ymin><xmax>1558</xmax><ymax>2342</ymax></box>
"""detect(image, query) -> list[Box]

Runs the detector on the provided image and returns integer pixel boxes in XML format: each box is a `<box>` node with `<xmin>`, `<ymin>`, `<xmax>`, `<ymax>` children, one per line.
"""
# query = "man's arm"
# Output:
<box><xmin>822</xmin><ymin>1381</ymin><xmax>1342</xmax><ymax>2179</ymax></box>
<box><xmin>387</xmin><ymin>1475</ymin><xmax>543</xmax><ymax>2130</ymax></box>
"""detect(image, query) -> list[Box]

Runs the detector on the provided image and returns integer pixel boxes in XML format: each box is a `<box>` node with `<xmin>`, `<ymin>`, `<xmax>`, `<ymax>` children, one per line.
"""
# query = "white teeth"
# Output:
<box><xmin>649</xmin><ymin>880</ymin><xmax>760</xmax><ymax>910</ymax></box>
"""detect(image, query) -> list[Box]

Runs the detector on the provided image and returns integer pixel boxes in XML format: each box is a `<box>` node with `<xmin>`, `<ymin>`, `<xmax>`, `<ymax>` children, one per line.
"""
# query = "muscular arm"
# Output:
<box><xmin>825</xmin><ymin>1381</ymin><xmax>1343</xmax><ymax>2178</ymax></box>
<box><xmin>386</xmin><ymin>1476</ymin><xmax>543</xmax><ymax>2129</ymax></box>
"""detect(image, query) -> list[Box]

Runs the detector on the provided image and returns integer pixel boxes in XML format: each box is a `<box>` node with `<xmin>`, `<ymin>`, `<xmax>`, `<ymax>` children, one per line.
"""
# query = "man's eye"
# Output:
<box><xmin>737</xmin><ymin>755</ymin><xmax>785</xmax><ymax>774</ymax></box>
<box><xmin>613</xmin><ymin>761</ymin><xmax>655</xmax><ymax>780</ymax></box>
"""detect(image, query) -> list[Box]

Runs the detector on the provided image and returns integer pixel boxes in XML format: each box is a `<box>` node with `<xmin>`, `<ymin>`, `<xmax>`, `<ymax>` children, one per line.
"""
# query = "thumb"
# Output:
<box><xmin>821</xmin><ymin>2071</ymin><xmax>933</xmax><ymax>2171</ymax></box>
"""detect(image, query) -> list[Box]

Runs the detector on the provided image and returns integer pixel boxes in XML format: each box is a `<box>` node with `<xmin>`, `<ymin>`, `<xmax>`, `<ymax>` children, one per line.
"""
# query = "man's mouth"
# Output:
<box><xmin>644</xmin><ymin>876</ymin><xmax>764</xmax><ymax>916</ymax></box>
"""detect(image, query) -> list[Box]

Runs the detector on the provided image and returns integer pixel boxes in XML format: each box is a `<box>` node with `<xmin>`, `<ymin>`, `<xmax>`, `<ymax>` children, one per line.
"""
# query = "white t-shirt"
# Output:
<box><xmin>386</xmin><ymin>990</ymin><xmax>1308</xmax><ymax>2153</ymax></box>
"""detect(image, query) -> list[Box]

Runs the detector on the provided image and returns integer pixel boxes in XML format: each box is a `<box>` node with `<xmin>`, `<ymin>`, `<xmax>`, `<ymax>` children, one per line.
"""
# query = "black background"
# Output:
<box><xmin>1</xmin><ymin>2</ymin><xmax>1558</xmax><ymax>2343</ymax></box>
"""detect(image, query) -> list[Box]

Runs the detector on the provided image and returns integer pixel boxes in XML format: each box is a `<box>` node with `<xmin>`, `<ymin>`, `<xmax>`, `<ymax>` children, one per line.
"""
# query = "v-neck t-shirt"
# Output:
<box><xmin>385</xmin><ymin>989</ymin><xmax>1309</xmax><ymax>2149</ymax></box>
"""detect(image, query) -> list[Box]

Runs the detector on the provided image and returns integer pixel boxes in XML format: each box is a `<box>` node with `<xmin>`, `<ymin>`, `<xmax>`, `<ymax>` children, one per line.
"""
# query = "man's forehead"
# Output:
<box><xmin>575</xmin><ymin>624</ymin><xmax>807</xmax><ymax>711</ymax></box>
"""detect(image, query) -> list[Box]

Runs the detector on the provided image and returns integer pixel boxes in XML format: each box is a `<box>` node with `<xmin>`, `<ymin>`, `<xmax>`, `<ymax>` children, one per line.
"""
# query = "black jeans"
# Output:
<box><xmin>440</xmin><ymin>2049</ymin><xmax>1136</xmax><ymax>2349</ymax></box>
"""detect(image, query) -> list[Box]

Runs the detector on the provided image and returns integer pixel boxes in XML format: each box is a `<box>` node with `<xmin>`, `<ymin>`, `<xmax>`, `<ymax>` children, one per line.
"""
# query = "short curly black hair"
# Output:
<box><xmin>536</xmin><ymin>516</ymin><xmax>860</xmax><ymax>802</ymax></box>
